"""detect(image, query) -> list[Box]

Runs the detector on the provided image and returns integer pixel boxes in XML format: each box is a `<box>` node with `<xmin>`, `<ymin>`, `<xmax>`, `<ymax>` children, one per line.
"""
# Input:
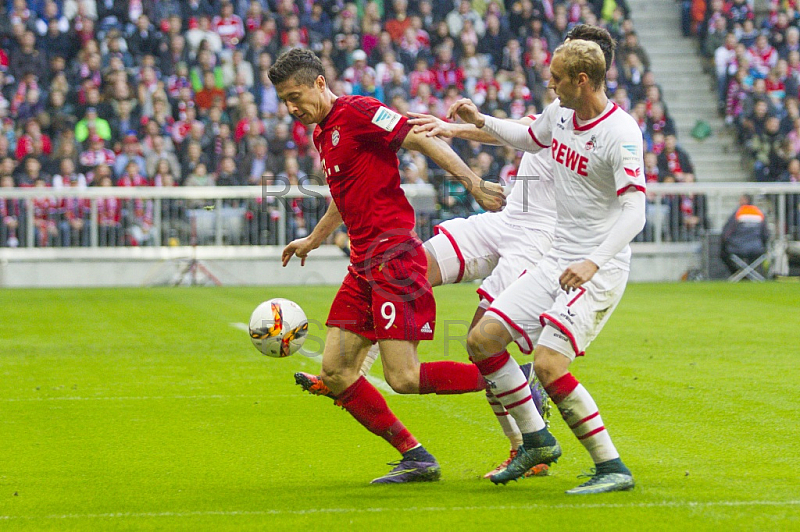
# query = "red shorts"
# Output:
<box><xmin>327</xmin><ymin>244</ymin><xmax>435</xmax><ymax>342</ymax></box>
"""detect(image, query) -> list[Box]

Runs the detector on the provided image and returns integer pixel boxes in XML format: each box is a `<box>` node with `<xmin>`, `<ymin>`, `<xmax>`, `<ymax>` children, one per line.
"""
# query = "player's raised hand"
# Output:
<box><xmin>559</xmin><ymin>260</ymin><xmax>599</xmax><ymax>292</ymax></box>
<box><xmin>282</xmin><ymin>237</ymin><xmax>316</xmax><ymax>267</ymax></box>
<box><xmin>447</xmin><ymin>98</ymin><xmax>485</xmax><ymax>128</ymax></box>
<box><xmin>408</xmin><ymin>112</ymin><xmax>454</xmax><ymax>138</ymax></box>
<box><xmin>471</xmin><ymin>180</ymin><xmax>506</xmax><ymax>212</ymax></box>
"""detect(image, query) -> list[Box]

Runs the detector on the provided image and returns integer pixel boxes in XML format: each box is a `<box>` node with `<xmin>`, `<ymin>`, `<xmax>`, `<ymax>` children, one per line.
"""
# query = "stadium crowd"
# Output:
<box><xmin>687</xmin><ymin>0</ymin><xmax>800</xmax><ymax>239</ymax></box>
<box><xmin>0</xmin><ymin>0</ymin><xmax>705</xmax><ymax>248</ymax></box>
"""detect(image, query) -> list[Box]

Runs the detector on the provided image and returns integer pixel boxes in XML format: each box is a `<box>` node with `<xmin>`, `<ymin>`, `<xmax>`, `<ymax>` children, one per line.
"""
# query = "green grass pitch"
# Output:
<box><xmin>1</xmin><ymin>282</ymin><xmax>799</xmax><ymax>531</ymax></box>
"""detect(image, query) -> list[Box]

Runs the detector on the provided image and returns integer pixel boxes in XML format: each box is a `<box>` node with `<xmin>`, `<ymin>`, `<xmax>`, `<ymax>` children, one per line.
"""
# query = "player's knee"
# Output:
<box><xmin>384</xmin><ymin>368</ymin><xmax>419</xmax><ymax>394</ymax></box>
<box><xmin>320</xmin><ymin>364</ymin><xmax>350</xmax><ymax>391</ymax></box>
<box><xmin>533</xmin><ymin>347</ymin><xmax>567</xmax><ymax>386</ymax></box>
<box><xmin>466</xmin><ymin>327</ymin><xmax>492</xmax><ymax>360</ymax></box>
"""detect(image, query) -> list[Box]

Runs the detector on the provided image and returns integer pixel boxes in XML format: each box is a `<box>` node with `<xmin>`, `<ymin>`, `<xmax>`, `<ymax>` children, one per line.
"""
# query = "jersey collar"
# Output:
<box><xmin>572</xmin><ymin>102</ymin><xmax>618</xmax><ymax>132</ymax></box>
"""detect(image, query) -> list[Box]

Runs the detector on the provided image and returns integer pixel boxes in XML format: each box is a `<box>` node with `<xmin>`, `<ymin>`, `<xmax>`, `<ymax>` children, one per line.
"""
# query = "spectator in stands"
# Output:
<box><xmin>386</xmin><ymin>0</ymin><xmax>412</xmax><ymax>43</ymax></box>
<box><xmin>658</xmin><ymin>135</ymin><xmax>695</xmax><ymax>183</ymax></box>
<box><xmin>195</xmin><ymin>71</ymin><xmax>227</xmax><ymax>113</ymax></box>
<box><xmin>747</xmin><ymin>115</ymin><xmax>792</xmax><ymax>181</ymax></box>
<box><xmin>144</xmin><ymin>134</ymin><xmax>181</xmax><ymax>179</ymax></box>
<box><xmin>10</xmin><ymin>30</ymin><xmax>48</xmax><ymax>81</ymax></box>
<box><xmin>647</xmin><ymin>102</ymin><xmax>676</xmax><ymax>137</ymax></box>
<box><xmin>75</xmin><ymin>107</ymin><xmax>111</xmax><ymax>143</ymax></box>
<box><xmin>216</xmin><ymin>155</ymin><xmax>244</xmax><ymax>187</ymax></box>
<box><xmin>96</xmin><ymin>171</ymin><xmax>122</xmax><ymax>246</ymax></box>
<box><xmin>31</xmin><ymin>177</ymin><xmax>58</xmax><ymax>247</ymax></box>
<box><xmin>0</xmin><ymin>174</ymin><xmax>21</xmax><ymax>248</ymax></box>
<box><xmin>721</xmin><ymin>194</ymin><xmax>769</xmax><ymax>275</ymax></box>
<box><xmin>445</xmin><ymin>0</ymin><xmax>486</xmax><ymax>39</ymax></box>
<box><xmin>618</xmin><ymin>30</ymin><xmax>651</xmax><ymax>70</ymax></box>
<box><xmin>240</xmin><ymin>137</ymin><xmax>272</xmax><ymax>185</ymax></box>
<box><xmin>79</xmin><ymin>134</ymin><xmax>116</xmax><ymax>175</ymax></box>
<box><xmin>181</xmin><ymin>140</ymin><xmax>210</xmax><ymax>183</ymax></box>
<box><xmin>16</xmin><ymin>118</ymin><xmax>52</xmax><ymax>161</ymax></box>
<box><xmin>16</xmin><ymin>156</ymin><xmax>50</xmax><ymax>187</ymax></box>
<box><xmin>128</xmin><ymin>15</ymin><xmax>161</xmax><ymax>60</ymax></box>
<box><xmin>186</xmin><ymin>15</ymin><xmax>222</xmax><ymax>56</ymax></box>
<box><xmin>213</xmin><ymin>0</ymin><xmax>245</xmax><ymax>50</ymax></box>
<box><xmin>52</xmin><ymin>158</ymin><xmax>87</xmax><ymax>189</ymax></box>
<box><xmin>184</xmin><ymin>162</ymin><xmax>214</xmax><ymax>188</ymax></box>
<box><xmin>59</xmin><ymin>175</ymin><xmax>91</xmax><ymax>247</ymax></box>
<box><xmin>749</xmin><ymin>34</ymin><xmax>778</xmax><ymax>79</ymax></box>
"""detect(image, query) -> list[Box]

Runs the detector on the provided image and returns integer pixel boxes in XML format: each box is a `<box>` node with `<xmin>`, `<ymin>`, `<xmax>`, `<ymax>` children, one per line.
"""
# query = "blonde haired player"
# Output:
<box><xmin>450</xmin><ymin>38</ymin><xmax>646</xmax><ymax>494</ymax></box>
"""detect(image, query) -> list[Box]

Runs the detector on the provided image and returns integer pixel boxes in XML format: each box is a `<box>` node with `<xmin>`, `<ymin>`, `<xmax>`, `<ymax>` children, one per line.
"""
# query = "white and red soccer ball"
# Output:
<box><xmin>249</xmin><ymin>298</ymin><xmax>309</xmax><ymax>358</ymax></box>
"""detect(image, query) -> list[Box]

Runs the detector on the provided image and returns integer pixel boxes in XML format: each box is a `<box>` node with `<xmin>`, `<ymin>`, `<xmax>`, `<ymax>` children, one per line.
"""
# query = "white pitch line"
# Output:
<box><xmin>230</xmin><ymin>322</ymin><xmax>396</xmax><ymax>395</ymax></box>
<box><xmin>229</xmin><ymin>322</ymin><xmax>250</xmax><ymax>332</ymax></box>
<box><xmin>0</xmin><ymin>394</ymin><xmax>297</xmax><ymax>402</ymax></box>
<box><xmin>1</xmin><ymin>500</ymin><xmax>799</xmax><ymax>521</ymax></box>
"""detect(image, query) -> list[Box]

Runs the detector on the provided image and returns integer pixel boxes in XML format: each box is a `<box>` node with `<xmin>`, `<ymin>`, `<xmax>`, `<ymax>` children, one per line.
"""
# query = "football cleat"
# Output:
<box><xmin>483</xmin><ymin>449</ymin><xmax>517</xmax><ymax>479</ymax></box>
<box><xmin>483</xmin><ymin>449</ymin><xmax>550</xmax><ymax>479</ymax></box>
<box><xmin>519</xmin><ymin>362</ymin><xmax>552</xmax><ymax>424</ymax></box>
<box><xmin>490</xmin><ymin>442</ymin><xmax>562</xmax><ymax>485</ymax></box>
<box><xmin>370</xmin><ymin>459</ymin><xmax>442</xmax><ymax>484</ymax></box>
<box><xmin>294</xmin><ymin>372</ymin><xmax>336</xmax><ymax>399</ymax></box>
<box><xmin>565</xmin><ymin>471</ymin><xmax>635</xmax><ymax>495</ymax></box>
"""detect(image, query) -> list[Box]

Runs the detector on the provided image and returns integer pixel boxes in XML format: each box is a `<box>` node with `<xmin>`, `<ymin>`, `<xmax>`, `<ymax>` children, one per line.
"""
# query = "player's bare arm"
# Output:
<box><xmin>408</xmin><ymin>112</ymin><xmax>533</xmax><ymax>146</ymax></box>
<box><xmin>401</xmin><ymin>127</ymin><xmax>506</xmax><ymax>212</ymax></box>
<box><xmin>447</xmin><ymin>98</ymin><xmax>541</xmax><ymax>153</ymax></box>
<box><xmin>281</xmin><ymin>200</ymin><xmax>343</xmax><ymax>267</ymax></box>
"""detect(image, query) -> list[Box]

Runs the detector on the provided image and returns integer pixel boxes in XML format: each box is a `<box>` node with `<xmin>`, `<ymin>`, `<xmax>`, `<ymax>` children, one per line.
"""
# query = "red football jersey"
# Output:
<box><xmin>314</xmin><ymin>96</ymin><xmax>416</xmax><ymax>267</ymax></box>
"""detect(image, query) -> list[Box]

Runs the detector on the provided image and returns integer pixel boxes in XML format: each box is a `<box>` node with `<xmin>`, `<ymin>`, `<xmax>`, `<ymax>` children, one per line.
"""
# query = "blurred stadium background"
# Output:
<box><xmin>0</xmin><ymin>0</ymin><xmax>798</xmax><ymax>287</ymax></box>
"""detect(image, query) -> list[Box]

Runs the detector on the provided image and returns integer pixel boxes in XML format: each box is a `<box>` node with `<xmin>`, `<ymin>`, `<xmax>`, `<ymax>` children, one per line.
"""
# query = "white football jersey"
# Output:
<box><xmin>500</xmin><ymin>147</ymin><xmax>557</xmax><ymax>233</ymax></box>
<box><xmin>528</xmin><ymin>99</ymin><xmax>645</xmax><ymax>268</ymax></box>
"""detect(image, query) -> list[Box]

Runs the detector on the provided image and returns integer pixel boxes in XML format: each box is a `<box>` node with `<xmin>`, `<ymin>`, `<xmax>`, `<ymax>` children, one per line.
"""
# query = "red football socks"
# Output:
<box><xmin>337</xmin><ymin>376</ymin><xmax>418</xmax><ymax>453</ymax></box>
<box><xmin>418</xmin><ymin>361</ymin><xmax>486</xmax><ymax>394</ymax></box>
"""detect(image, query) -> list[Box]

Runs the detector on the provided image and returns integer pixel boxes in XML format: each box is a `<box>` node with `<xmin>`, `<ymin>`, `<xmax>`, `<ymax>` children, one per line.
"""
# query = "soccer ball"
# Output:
<box><xmin>248</xmin><ymin>298</ymin><xmax>309</xmax><ymax>358</ymax></box>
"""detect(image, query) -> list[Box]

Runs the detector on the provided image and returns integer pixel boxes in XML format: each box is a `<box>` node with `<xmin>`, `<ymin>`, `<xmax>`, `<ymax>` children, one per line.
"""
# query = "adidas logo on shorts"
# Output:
<box><xmin>420</xmin><ymin>322</ymin><xmax>433</xmax><ymax>334</ymax></box>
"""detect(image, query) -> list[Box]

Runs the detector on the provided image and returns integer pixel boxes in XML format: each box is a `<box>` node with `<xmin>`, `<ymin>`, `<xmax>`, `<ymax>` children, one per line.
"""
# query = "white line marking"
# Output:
<box><xmin>229</xmin><ymin>322</ymin><xmax>249</xmax><ymax>332</ymax></box>
<box><xmin>229</xmin><ymin>322</ymin><xmax>395</xmax><ymax>394</ymax></box>
<box><xmin>367</xmin><ymin>375</ymin><xmax>396</xmax><ymax>395</ymax></box>
<box><xmin>0</xmin><ymin>395</ymin><xmax>293</xmax><ymax>402</ymax></box>
<box><xmin>2</xmin><ymin>500</ymin><xmax>799</xmax><ymax>521</ymax></box>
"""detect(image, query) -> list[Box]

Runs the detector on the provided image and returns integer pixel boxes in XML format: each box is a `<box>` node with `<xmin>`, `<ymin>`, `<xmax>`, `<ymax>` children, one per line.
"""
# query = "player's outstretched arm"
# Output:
<box><xmin>401</xmin><ymin>128</ymin><xmax>506</xmax><ymax>212</ymax></box>
<box><xmin>408</xmin><ymin>113</ymin><xmax>534</xmax><ymax>146</ymax></box>
<box><xmin>281</xmin><ymin>200</ymin><xmax>343</xmax><ymax>267</ymax></box>
<box><xmin>447</xmin><ymin>98</ymin><xmax>541</xmax><ymax>153</ymax></box>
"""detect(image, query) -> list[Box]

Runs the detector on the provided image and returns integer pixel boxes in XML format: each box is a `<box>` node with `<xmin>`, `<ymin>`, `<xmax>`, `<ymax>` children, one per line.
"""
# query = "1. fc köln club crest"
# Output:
<box><xmin>332</xmin><ymin>128</ymin><xmax>340</xmax><ymax>146</ymax></box>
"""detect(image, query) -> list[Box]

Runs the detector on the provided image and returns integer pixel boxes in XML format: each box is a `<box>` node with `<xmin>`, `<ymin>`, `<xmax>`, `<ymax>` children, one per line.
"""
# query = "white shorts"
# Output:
<box><xmin>485</xmin><ymin>254</ymin><xmax>629</xmax><ymax>359</ymax></box>
<box><xmin>425</xmin><ymin>213</ymin><xmax>553</xmax><ymax>302</ymax></box>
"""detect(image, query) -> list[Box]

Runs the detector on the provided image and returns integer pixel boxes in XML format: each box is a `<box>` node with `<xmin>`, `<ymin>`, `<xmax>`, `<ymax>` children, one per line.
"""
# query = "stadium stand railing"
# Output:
<box><xmin>2</xmin><ymin>183</ymin><xmax>798</xmax><ymax>270</ymax></box>
<box><xmin>0</xmin><ymin>183</ymin><xmax>440</xmax><ymax>248</ymax></box>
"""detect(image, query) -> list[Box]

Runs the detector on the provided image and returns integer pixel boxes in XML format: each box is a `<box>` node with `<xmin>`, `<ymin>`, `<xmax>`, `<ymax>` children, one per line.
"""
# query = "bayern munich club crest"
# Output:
<box><xmin>332</xmin><ymin>129</ymin><xmax>340</xmax><ymax>146</ymax></box>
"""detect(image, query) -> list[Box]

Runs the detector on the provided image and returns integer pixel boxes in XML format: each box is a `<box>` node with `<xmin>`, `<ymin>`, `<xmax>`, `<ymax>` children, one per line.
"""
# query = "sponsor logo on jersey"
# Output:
<box><xmin>420</xmin><ymin>322</ymin><xmax>433</xmax><ymax>334</ymax></box>
<box><xmin>624</xmin><ymin>167</ymin><xmax>641</xmax><ymax>177</ymax></box>
<box><xmin>550</xmin><ymin>138</ymin><xmax>588</xmax><ymax>177</ymax></box>
<box><xmin>560</xmin><ymin>115</ymin><xmax>568</xmax><ymax>124</ymax></box>
<box><xmin>332</xmin><ymin>128</ymin><xmax>340</xmax><ymax>146</ymax></box>
<box><xmin>621</xmin><ymin>143</ymin><xmax>640</xmax><ymax>165</ymax></box>
<box><xmin>371</xmin><ymin>106</ymin><xmax>402</xmax><ymax>132</ymax></box>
